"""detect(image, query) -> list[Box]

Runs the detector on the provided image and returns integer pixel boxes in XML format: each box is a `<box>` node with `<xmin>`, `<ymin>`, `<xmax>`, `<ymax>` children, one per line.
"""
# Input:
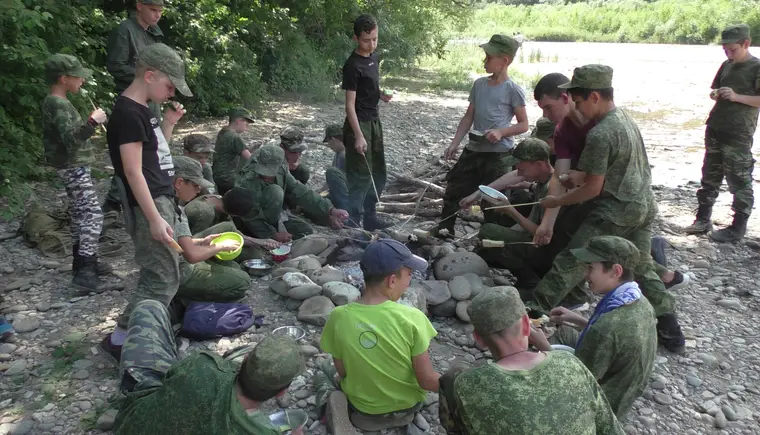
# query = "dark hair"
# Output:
<box><xmin>222</xmin><ymin>187</ymin><xmax>255</xmax><ymax>217</ymax></box>
<box><xmin>601</xmin><ymin>261</ymin><xmax>634</xmax><ymax>282</ymax></box>
<box><xmin>353</xmin><ymin>14</ymin><xmax>377</xmax><ymax>37</ymax></box>
<box><xmin>533</xmin><ymin>73</ymin><xmax>570</xmax><ymax>101</ymax></box>
<box><xmin>360</xmin><ymin>264</ymin><xmax>401</xmax><ymax>288</ymax></box>
<box><xmin>569</xmin><ymin>87</ymin><xmax>614</xmax><ymax>101</ymax></box>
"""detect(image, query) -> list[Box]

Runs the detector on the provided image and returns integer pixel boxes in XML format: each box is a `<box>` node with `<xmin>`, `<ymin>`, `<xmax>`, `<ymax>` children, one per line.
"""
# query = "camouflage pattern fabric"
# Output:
<box><xmin>325</xmin><ymin>166</ymin><xmax>349</xmax><ymax>211</ymax></box>
<box><xmin>439</xmin><ymin>353</ymin><xmax>624</xmax><ymax>435</ymax></box>
<box><xmin>697</xmin><ymin>127</ymin><xmax>755</xmax><ymax>215</ymax></box>
<box><xmin>56</xmin><ymin>167</ymin><xmax>103</xmax><ymax>257</ymax></box>
<box><xmin>177</xmin><ymin>261</ymin><xmax>250</xmax><ymax>302</ymax></box>
<box><xmin>106</xmin><ymin>16</ymin><xmax>163</xmax><ymax>94</ymax></box>
<box><xmin>116</xmin><ymin>196</ymin><xmax>180</xmax><ymax>329</ymax></box>
<box><xmin>184</xmin><ymin>195</ymin><xmax>223</xmax><ymax>235</ymax></box>
<box><xmin>42</xmin><ymin>95</ymin><xmax>96</xmax><ymax>169</ymax></box>
<box><xmin>201</xmin><ymin>162</ymin><xmax>215</xmax><ymax>193</ymax></box>
<box><xmin>343</xmin><ymin>119</ymin><xmax>386</xmax><ymax>219</ymax></box>
<box><xmin>213</xmin><ymin>127</ymin><xmax>247</xmax><ymax>195</ymax></box>
<box><xmin>289</xmin><ymin>164</ymin><xmax>311</xmax><ymax>185</ymax></box>
<box><xmin>706</xmin><ymin>55</ymin><xmax>760</xmax><ymax>137</ymax></box>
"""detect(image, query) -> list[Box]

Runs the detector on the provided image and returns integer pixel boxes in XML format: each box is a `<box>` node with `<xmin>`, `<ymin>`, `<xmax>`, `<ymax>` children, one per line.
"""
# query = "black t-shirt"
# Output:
<box><xmin>107</xmin><ymin>96</ymin><xmax>175</xmax><ymax>206</ymax></box>
<box><xmin>342</xmin><ymin>51</ymin><xmax>380</xmax><ymax>121</ymax></box>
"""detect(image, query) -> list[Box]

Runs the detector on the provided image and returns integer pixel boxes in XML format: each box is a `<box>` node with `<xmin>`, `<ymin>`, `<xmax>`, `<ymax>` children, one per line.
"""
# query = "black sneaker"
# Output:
<box><xmin>656</xmin><ymin>313</ymin><xmax>686</xmax><ymax>354</ymax></box>
<box><xmin>664</xmin><ymin>271</ymin><xmax>690</xmax><ymax>291</ymax></box>
<box><xmin>99</xmin><ymin>334</ymin><xmax>123</xmax><ymax>363</ymax></box>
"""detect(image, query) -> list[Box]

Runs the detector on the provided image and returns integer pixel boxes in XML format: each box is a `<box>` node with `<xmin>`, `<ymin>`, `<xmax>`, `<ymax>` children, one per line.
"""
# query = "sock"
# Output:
<box><xmin>110</xmin><ymin>327</ymin><xmax>127</xmax><ymax>346</ymax></box>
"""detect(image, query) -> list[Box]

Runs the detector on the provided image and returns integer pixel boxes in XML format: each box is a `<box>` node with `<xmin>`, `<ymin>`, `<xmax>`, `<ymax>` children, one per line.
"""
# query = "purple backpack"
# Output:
<box><xmin>180</xmin><ymin>302</ymin><xmax>255</xmax><ymax>340</ymax></box>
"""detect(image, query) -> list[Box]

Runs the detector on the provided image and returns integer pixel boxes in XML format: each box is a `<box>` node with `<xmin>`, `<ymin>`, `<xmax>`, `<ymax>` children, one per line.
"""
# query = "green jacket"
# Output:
<box><xmin>41</xmin><ymin>95</ymin><xmax>97</xmax><ymax>169</ymax></box>
<box><xmin>106</xmin><ymin>16</ymin><xmax>163</xmax><ymax>93</ymax></box>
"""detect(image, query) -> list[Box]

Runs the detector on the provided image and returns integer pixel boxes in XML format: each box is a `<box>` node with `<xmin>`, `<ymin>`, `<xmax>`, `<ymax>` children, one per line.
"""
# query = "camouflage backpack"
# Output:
<box><xmin>20</xmin><ymin>202</ymin><xmax>72</xmax><ymax>258</ymax></box>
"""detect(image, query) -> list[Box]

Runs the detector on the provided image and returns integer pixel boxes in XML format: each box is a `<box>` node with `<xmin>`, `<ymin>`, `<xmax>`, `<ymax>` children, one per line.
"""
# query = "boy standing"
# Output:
<box><xmin>42</xmin><ymin>54</ymin><xmax>109</xmax><ymax>293</ymax></box>
<box><xmin>101</xmin><ymin>43</ymin><xmax>192</xmax><ymax>361</ymax></box>
<box><xmin>342</xmin><ymin>14</ymin><xmax>393</xmax><ymax>231</ymax></box>
<box><xmin>440</xmin><ymin>34</ymin><xmax>529</xmax><ymax>235</ymax></box>
<box><xmin>320</xmin><ymin>239</ymin><xmax>439</xmax><ymax>432</ymax></box>
<box><xmin>212</xmin><ymin>108</ymin><xmax>255</xmax><ymax>195</ymax></box>
<box><xmin>530</xmin><ymin>236</ymin><xmax>657</xmax><ymax>419</ymax></box>
<box><xmin>686</xmin><ymin>24</ymin><xmax>760</xmax><ymax>242</ymax></box>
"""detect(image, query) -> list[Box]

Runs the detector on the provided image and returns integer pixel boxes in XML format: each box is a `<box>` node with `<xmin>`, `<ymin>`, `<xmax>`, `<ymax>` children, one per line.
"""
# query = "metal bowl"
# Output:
<box><xmin>478</xmin><ymin>185</ymin><xmax>508</xmax><ymax>201</ymax></box>
<box><xmin>272</xmin><ymin>325</ymin><xmax>306</xmax><ymax>341</ymax></box>
<box><xmin>269</xmin><ymin>409</ymin><xmax>308</xmax><ymax>434</ymax></box>
<box><xmin>550</xmin><ymin>344</ymin><xmax>576</xmax><ymax>354</ymax></box>
<box><xmin>242</xmin><ymin>259</ymin><xmax>274</xmax><ymax>277</ymax></box>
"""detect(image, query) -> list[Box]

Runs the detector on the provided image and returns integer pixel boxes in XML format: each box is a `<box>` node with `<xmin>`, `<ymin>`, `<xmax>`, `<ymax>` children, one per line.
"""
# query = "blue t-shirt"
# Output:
<box><xmin>467</xmin><ymin>77</ymin><xmax>527</xmax><ymax>152</ymax></box>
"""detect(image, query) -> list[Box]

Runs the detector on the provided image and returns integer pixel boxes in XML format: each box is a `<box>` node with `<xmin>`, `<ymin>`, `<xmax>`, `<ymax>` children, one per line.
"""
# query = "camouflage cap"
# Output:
<box><xmin>228</xmin><ymin>107</ymin><xmax>255</xmax><ymax>123</ymax></box>
<box><xmin>558</xmin><ymin>64</ymin><xmax>613</xmax><ymax>90</ymax></box>
<box><xmin>720</xmin><ymin>24</ymin><xmax>751</xmax><ymax>44</ymax></box>
<box><xmin>570</xmin><ymin>235</ymin><xmax>641</xmax><ymax>270</ymax></box>
<box><xmin>239</xmin><ymin>335</ymin><xmax>305</xmax><ymax>395</ymax></box>
<box><xmin>138</xmin><ymin>0</ymin><xmax>165</xmax><ymax>5</ymax></box>
<box><xmin>45</xmin><ymin>54</ymin><xmax>93</xmax><ymax>84</ymax></box>
<box><xmin>530</xmin><ymin>117</ymin><xmax>556</xmax><ymax>141</ymax></box>
<box><xmin>512</xmin><ymin>137</ymin><xmax>551</xmax><ymax>162</ymax></box>
<box><xmin>183</xmin><ymin>134</ymin><xmax>214</xmax><ymax>153</ymax></box>
<box><xmin>251</xmin><ymin>145</ymin><xmax>285</xmax><ymax>177</ymax></box>
<box><xmin>173</xmin><ymin>156</ymin><xmax>214</xmax><ymax>190</ymax></box>
<box><xmin>280</xmin><ymin>126</ymin><xmax>307</xmax><ymax>153</ymax></box>
<box><xmin>323</xmin><ymin>124</ymin><xmax>343</xmax><ymax>142</ymax></box>
<box><xmin>480</xmin><ymin>34</ymin><xmax>520</xmax><ymax>58</ymax></box>
<box><xmin>468</xmin><ymin>286</ymin><xmax>526</xmax><ymax>335</ymax></box>
<box><xmin>138</xmin><ymin>43</ymin><xmax>192</xmax><ymax>97</ymax></box>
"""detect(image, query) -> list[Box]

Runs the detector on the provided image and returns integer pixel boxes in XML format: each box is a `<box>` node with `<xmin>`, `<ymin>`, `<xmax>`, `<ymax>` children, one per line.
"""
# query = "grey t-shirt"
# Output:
<box><xmin>466</xmin><ymin>77</ymin><xmax>527</xmax><ymax>152</ymax></box>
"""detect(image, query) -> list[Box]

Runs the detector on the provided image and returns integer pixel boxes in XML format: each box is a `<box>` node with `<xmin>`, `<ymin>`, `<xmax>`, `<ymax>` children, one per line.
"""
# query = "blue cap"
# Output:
<box><xmin>361</xmin><ymin>239</ymin><xmax>428</xmax><ymax>275</ymax></box>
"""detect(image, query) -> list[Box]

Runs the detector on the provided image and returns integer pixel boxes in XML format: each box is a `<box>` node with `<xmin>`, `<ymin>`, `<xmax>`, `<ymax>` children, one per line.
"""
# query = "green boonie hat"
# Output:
<box><xmin>512</xmin><ymin>137</ymin><xmax>551</xmax><ymax>162</ymax></box>
<box><xmin>720</xmin><ymin>24</ymin><xmax>751</xmax><ymax>44</ymax></box>
<box><xmin>280</xmin><ymin>126</ymin><xmax>307</xmax><ymax>153</ymax></box>
<box><xmin>228</xmin><ymin>107</ymin><xmax>255</xmax><ymax>123</ymax></box>
<box><xmin>531</xmin><ymin>117</ymin><xmax>556</xmax><ymax>141</ymax></box>
<box><xmin>183</xmin><ymin>134</ymin><xmax>214</xmax><ymax>153</ymax></box>
<box><xmin>239</xmin><ymin>335</ymin><xmax>304</xmax><ymax>394</ymax></box>
<box><xmin>570</xmin><ymin>235</ymin><xmax>641</xmax><ymax>270</ymax></box>
<box><xmin>45</xmin><ymin>54</ymin><xmax>93</xmax><ymax>84</ymax></box>
<box><xmin>468</xmin><ymin>286</ymin><xmax>526</xmax><ymax>335</ymax></box>
<box><xmin>323</xmin><ymin>124</ymin><xmax>343</xmax><ymax>142</ymax></box>
<box><xmin>138</xmin><ymin>43</ymin><xmax>192</xmax><ymax>97</ymax></box>
<box><xmin>480</xmin><ymin>34</ymin><xmax>520</xmax><ymax>58</ymax></box>
<box><xmin>252</xmin><ymin>145</ymin><xmax>285</xmax><ymax>177</ymax></box>
<box><xmin>173</xmin><ymin>156</ymin><xmax>214</xmax><ymax>190</ymax></box>
<box><xmin>138</xmin><ymin>0</ymin><xmax>165</xmax><ymax>5</ymax></box>
<box><xmin>558</xmin><ymin>64</ymin><xmax>613</xmax><ymax>90</ymax></box>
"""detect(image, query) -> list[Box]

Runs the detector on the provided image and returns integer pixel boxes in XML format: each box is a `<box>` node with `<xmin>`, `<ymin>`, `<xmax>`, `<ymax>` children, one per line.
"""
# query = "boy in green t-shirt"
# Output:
<box><xmin>212</xmin><ymin>108</ymin><xmax>255</xmax><ymax>195</ymax></box>
<box><xmin>320</xmin><ymin>239</ymin><xmax>439</xmax><ymax>432</ymax></box>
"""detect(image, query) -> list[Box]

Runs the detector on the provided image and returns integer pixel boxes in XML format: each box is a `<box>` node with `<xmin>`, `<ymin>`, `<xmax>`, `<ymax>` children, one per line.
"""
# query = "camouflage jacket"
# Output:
<box><xmin>212</xmin><ymin>127</ymin><xmax>247</xmax><ymax>189</ymax></box>
<box><xmin>42</xmin><ymin>95</ymin><xmax>97</xmax><ymax>168</ymax></box>
<box><xmin>106</xmin><ymin>16</ymin><xmax>163</xmax><ymax>93</ymax></box>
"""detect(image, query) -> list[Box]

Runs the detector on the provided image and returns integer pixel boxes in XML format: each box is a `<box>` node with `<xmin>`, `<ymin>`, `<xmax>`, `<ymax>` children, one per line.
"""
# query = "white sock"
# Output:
<box><xmin>110</xmin><ymin>328</ymin><xmax>127</xmax><ymax>346</ymax></box>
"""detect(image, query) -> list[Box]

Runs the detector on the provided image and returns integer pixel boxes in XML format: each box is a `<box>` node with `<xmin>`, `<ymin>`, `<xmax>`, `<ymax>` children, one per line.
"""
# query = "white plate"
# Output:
<box><xmin>478</xmin><ymin>185</ymin><xmax>508</xmax><ymax>201</ymax></box>
<box><xmin>550</xmin><ymin>344</ymin><xmax>575</xmax><ymax>354</ymax></box>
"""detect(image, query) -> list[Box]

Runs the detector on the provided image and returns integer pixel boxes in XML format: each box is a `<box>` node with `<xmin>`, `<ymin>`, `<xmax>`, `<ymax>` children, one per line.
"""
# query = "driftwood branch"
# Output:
<box><xmin>387</xmin><ymin>170</ymin><xmax>445</xmax><ymax>196</ymax></box>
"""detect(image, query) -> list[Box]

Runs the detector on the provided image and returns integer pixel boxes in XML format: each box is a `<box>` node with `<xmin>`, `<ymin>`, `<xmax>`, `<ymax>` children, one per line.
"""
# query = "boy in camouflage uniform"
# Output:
<box><xmin>182</xmin><ymin>134</ymin><xmax>215</xmax><ymax>193</ymax></box>
<box><xmin>439</xmin><ymin>286</ymin><xmax>623</xmax><ymax>435</ymax></box>
<box><xmin>278</xmin><ymin>125</ymin><xmax>310</xmax><ymax>185</ymax></box>
<box><xmin>101</xmin><ymin>43</ymin><xmax>192</xmax><ymax>361</ymax></box>
<box><xmin>42</xmin><ymin>54</ymin><xmax>110</xmax><ymax>293</ymax></box>
<box><xmin>440</xmin><ymin>34</ymin><xmax>529</xmax><ymax>236</ymax></box>
<box><xmin>212</xmin><ymin>108</ymin><xmax>255</xmax><ymax>195</ymax></box>
<box><xmin>686</xmin><ymin>24</ymin><xmax>760</xmax><ymax>242</ymax></box>
<box><xmin>114</xmin><ymin>299</ymin><xmax>305</xmax><ymax>434</ymax></box>
<box><xmin>323</xmin><ymin>123</ymin><xmax>349</xmax><ymax>210</ymax></box>
<box><xmin>234</xmin><ymin>145</ymin><xmax>349</xmax><ymax>243</ymax></box>
<box><xmin>529</xmin><ymin>236</ymin><xmax>657</xmax><ymax>419</ymax></box>
<box><xmin>534</xmin><ymin>65</ymin><xmax>686</xmax><ymax>353</ymax></box>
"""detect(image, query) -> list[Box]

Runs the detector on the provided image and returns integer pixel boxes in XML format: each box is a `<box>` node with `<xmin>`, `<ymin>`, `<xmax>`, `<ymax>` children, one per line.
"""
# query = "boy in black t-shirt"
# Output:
<box><xmin>100</xmin><ymin>43</ymin><xmax>193</xmax><ymax>361</ymax></box>
<box><xmin>342</xmin><ymin>14</ymin><xmax>393</xmax><ymax>231</ymax></box>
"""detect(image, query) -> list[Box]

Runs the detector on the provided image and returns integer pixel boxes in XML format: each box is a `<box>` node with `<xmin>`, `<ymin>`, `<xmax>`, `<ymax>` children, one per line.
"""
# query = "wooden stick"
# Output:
<box><xmin>483</xmin><ymin>201</ymin><xmax>542</xmax><ymax>211</ymax></box>
<box><xmin>86</xmin><ymin>95</ymin><xmax>107</xmax><ymax>133</ymax></box>
<box><xmin>381</xmin><ymin>192</ymin><xmax>423</xmax><ymax>202</ymax></box>
<box><xmin>387</xmin><ymin>170</ymin><xmax>445</xmax><ymax>196</ymax></box>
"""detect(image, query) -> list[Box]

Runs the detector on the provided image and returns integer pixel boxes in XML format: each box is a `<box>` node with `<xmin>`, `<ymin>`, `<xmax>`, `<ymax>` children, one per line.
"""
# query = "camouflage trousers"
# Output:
<box><xmin>120</xmin><ymin>299</ymin><xmax>178</xmax><ymax>393</ymax></box>
<box><xmin>240</xmin><ymin>184</ymin><xmax>315</xmax><ymax>239</ymax></box>
<box><xmin>57</xmin><ymin>166</ymin><xmax>103</xmax><ymax>257</ymax></box>
<box><xmin>440</xmin><ymin>148</ymin><xmax>511</xmax><ymax>233</ymax></box>
<box><xmin>325</xmin><ymin>167</ymin><xmax>349</xmax><ymax>211</ymax></box>
<box><xmin>117</xmin><ymin>196</ymin><xmax>180</xmax><ymax>329</ymax></box>
<box><xmin>178</xmin><ymin>261</ymin><xmax>250</xmax><ymax>302</ymax></box>
<box><xmin>343</xmin><ymin>119</ymin><xmax>386</xmax><ymax>219</ymax></box>
<box><xmin>697</xmin><ymin>127</ymin><xmax>755</xmax><ymax>215</ymax></box>
<box><xmin>439</xmin><ymin>365</ymin><xmax>469</xmax><ymax>435</ymax></box>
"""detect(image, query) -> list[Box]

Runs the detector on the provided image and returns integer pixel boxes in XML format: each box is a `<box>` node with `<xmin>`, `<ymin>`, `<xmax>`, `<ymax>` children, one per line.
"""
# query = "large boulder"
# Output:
<box><xmin>291</xmin><ymin>236</ymin><xmax>330</xmax><ymax>258</ymax></box>
<box><xmin>297</xmin><ymin>296</ymin><xmax>336</xmax><ymax>326</ymax></box>
<box><xmin>272</xmin><ymin>267</ymin><xmax>301</xmax><ymax>278</ymax></box>
<box><xmin>456</xmin><ymin>300</ymin><xmax>471</xmax><ymax>323</ymax></box>
<box><xmin>420</xmin><ymin>280</ymin><xmax>451</xmax><ymax>306</ymax></box>
<box><xmin>283</xmin><ymin>272</ymin><xmax>316</xmax><ymax>288</ymax></box>
<box><xmin>462</xmin><ymin>273</ymin><xmax>485</xmax><ymax>298</ymax></box>
<box><xmin>309</xmin><ymin>266</ymin><xmax>345</xmax><ymax>286</ymax></box>
<box><xmin>322</xmin><ymin>282</ymin><xmax>361</xmax><ymax>306</ymax></box>
<box><xmin>448</xmin><ymin>276</ymin><xmax>472</xmax><ymax>301</ymax></box>
<box><xmin>288</xmin><ymin>284</ymin><xmax>323</xmax><ymax>300</ymax></box>
<box><xmin>280</xmin><ymin>255</ymin><xmax>322</xmax><ymax>272</ymax></box>
<box><xmin>430</xmin><ymin>298</ymin><xmax>457</xmax><ymax>317</ymax></box>
<box><xmin>433</xmin><ymin>252</ymin><xmax>489</xmax><ymax>281</ymax></box>
<box><xmin>398</xmin><ymin>286</ymin><xmax>427</xmax><ymax>314</ymax></box>
<box><xmin>269</xmin><ymin>277</ymin><xmax>291</xmax><ymax>297</ymax></box>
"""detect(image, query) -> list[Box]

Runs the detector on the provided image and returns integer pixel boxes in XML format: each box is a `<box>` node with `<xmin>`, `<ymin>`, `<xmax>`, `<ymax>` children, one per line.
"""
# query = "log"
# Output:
<box><xmin>387</xmin><ymin>170</ymin><xmax>446</xmax><ymax>196</ymax></box>
<box><xmin>376</xmin><ymin>200</ymin><xmax>442</xmax><ymax>215</ymax></box>
<box><xmin>381</xmin><ymin>192</ymin><xmax>422</xmax><ymax>202</ymax></box>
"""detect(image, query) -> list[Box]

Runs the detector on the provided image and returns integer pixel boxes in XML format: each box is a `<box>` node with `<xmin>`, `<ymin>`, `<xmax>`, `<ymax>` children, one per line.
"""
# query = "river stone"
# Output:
<box><xmin>433</xmin><ymin>252</ymin><xmax>489</xmax><ymax>281</ymax></box>
<box><xmin>0</xmin><ymin>344</ymin><xmax>17</xmax><ymax>354</ymax></box>
<box><xmin>287</xmin><ymin>284</ymin><xmax>323</xmax><ymax>300</ymax></box>
<box><xmin>4</xmin><ymin>360</ymin><xmax>26</xmax><ymax>376</ymax></box>
<box><xmin>269</xmin><ymin>277</ymin><xmax>292</xmax><ymax>297</ymax></box>
<box><xmin>398</xmin><ymin>287</ymin><xmax>427</xmax><ymax>314</ymax></box>
<box><xmin>291</xmin><ymin>237</ymin><xmax>329</xmax><ymax>258</ymax></box>
<box><xmin>448</xmin><ymin>276</ymin><xmax>472</xmax><ymax>301</ymax></box>
<box><xmin>12</xmin><ymin>317</ymin><xmax>40</xmax><ymax>333</ymax></box>
<box><xmin>281</xmin><ymin>255</ymin><xmax>322</xmax><ymax>272</ymax></box>
<box><xmin>716</xmin><ymin>298</ymin><xmax>743</xmax><ymax>311</ymax></box>
<box><xmin>420</xmin><ymin>280</ymin><xmax>451</xmax><ymax>306</ymax></box>
<box><xmin>462</xmin><ymin>273</ymin><xmax>485</xmax><ymax>298</ymax></box>
<box><xmin>456</xmin><ymin>300</ymin><xmax>471</xmax><ymax>322</ymax></box>
<box><xmin>285</xmin><ymin>298</ymin><xmax>303</xmax><ymax>310</ymax></box>
<box><xmin>4</xmin><ymin>278</ymin><xmax>31</xmax><ymax>292</ymax></box>
<box><xmin>7</xmin><ymin>419</ymin><xmax>34</xmax><ymax>435</ymax></box>
<box><xmin>322</xmin><ymin>282</ymin><xmax>361</xmax><ymax>306</ymax></box>
<box><xmin>272</xmin><ymin>267</ymin><xmax>300</xmax><ymax>278</ymax></box>
<box><xmin>309</xmin><ymin>266</ymin><xmax>345</xmax><ymax>286</ymax></box>
<box><xmin>297</xmin><ymin>296</ymin><xmax>335</xmax><ymax>326</ymax></box>
<box><xmin>430</xmin><ymin>298</ymin><xmax>457</xmax><ymax>317</ymax></box>
<box><xmin>283</xmin><ymin>272</ymin><xmax>316</xmax><ymax>289</ymax></box>
<box><xmin>96</xmin><ymin>409</ymin><xmax>119</xmax><ymax>431</ymax></box>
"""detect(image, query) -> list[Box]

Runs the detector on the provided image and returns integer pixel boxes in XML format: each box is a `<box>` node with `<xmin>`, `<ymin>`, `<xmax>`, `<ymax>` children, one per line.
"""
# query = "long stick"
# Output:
<box><xmin>86</xmin><ymin>95</ymin><xmax>107</xmax><ymax>133</ymax></box>
<box><xmin>483</xmin><ymin>201</ymin><xmax>541</xmax><ymax>211</ymax></box>
<box><xmin>363</xmin><ymin>154</ymin><xmax>382</xmax><ymax>207</ymax></box>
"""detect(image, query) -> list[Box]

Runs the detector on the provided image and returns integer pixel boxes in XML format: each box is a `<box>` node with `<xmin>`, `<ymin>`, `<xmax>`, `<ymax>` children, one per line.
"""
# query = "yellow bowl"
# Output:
<box><xmin>211</xmin><ymin>232</ymin><xmax>244</xmax><ymax>261</ymax></box>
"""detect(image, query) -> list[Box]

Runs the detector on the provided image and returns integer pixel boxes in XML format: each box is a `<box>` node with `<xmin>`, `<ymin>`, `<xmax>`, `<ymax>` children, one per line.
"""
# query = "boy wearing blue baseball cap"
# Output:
<box><xmin>320</xmin><ymin>239</ymin><xmax>440</xmax><ymax>431</ymax></box>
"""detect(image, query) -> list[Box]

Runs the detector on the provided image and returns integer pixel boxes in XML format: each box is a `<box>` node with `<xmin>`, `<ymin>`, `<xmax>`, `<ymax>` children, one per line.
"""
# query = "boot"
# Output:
<box><xmin>72</xmin><ymin>256</ymin><xmax>106</xmax><ymax>295</ymax></box>
<box><xmin>709</xmin><ymin>212</ymin><xmax>749</xmax><ymax>243</ymax></box>
<box><xmin>656</xmin><ymin>313</ymin><xmax>686</xmax><ymax>354</ymax></box>
<box><xmin>73</xmin><ymin>244</ymin><xmax>113</xmax><ymax>276</ymax></box>
<box><xmin>363</xmin><ymin>213</ymin><xmax>392</xmax><ymax>231</ymax></box>
<box><xmin>684</xmin><ymin>204</ymin><xmax>713</xmax><ymax>234</ymax></box>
